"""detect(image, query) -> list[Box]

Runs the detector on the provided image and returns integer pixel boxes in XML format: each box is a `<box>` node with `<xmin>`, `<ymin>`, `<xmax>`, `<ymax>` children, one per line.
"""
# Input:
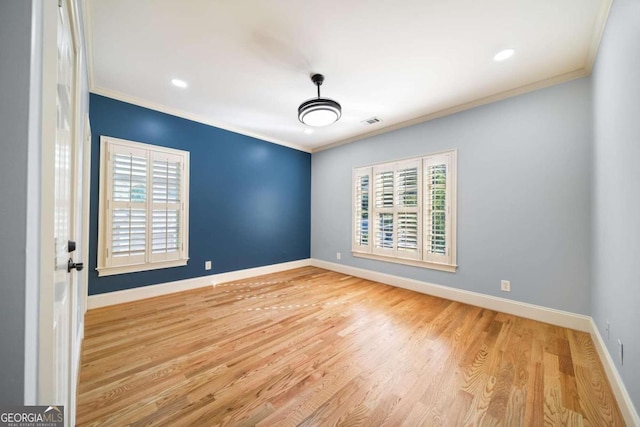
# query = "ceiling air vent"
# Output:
<box><xmin>361</xmin><ymin>117</ymin><xmax>382</xmax><ymax>125</ymax></box>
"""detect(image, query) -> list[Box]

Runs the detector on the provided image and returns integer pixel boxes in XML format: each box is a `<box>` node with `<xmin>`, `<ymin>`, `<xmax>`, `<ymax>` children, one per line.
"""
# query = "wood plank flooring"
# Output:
<box><xmin>77</xmin><ymin>267</ymin><xmax>624</xmax><ymax>426</ymax></box>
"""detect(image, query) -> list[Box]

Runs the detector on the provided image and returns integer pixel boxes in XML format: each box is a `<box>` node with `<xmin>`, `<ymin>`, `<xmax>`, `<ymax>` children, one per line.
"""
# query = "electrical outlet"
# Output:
<box><xmin>618</xmin><ymin>340</ymin><xmax>624</xmax><ymax>365</ymax></box>
<box><xmin>336</xmin><ymin>252</ymin><xmax>341</xmax><ymax>260</ymax></box>
<box><xmin>605</xmin><ymin>321</ymin><xmax>610</xmax><ymax>340</ymax></box>
<box><xmin>205</xmin><ymin>261</ymin><xmax>212</xmax><ymax>270</ymax></box>
<box><xmin>500</xmin><ymin>280</ymin><xmax>511</xmax><ymax>292</ymax></box>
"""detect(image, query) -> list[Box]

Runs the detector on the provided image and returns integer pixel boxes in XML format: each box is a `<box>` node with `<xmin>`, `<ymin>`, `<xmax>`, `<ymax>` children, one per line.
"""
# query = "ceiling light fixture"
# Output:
<box><xmin>493</xmin><ymin>48</ymin><xmax>516</xmax><ymax>62</ymax></box>
<box><xmin>298</xmin><ymin>74</ymin><xmax>341</xmax><ymax>127</ymax></box>
<box><xmin>171</xmin><ymin>78</ymin><xmax>188</xmax><ymax>88</ymax></box>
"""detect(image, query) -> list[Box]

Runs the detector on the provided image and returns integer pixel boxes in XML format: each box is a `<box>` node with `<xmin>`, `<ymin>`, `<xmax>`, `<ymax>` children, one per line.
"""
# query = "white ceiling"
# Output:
<box><xmin>85</xmin><ymin>0</ymin><xmax>611</xmax><ymax>152</ymax></box>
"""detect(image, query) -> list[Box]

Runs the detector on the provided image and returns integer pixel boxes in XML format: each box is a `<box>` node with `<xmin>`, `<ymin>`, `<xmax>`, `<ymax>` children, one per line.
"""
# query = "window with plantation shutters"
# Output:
<box><xmin>97</xmin><ymin>136</ymin><xmax>190</xmax><ymax>276</ymax></box>
<box><xmin>352</xmin><ymin>150</ymin><xmax>456</xmax><ymax>272</ymax></box>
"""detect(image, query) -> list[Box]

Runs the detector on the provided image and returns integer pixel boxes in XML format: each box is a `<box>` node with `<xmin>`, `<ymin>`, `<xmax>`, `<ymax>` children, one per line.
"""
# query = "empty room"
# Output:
<box><xmin>1</xmin><ymin>0</ymin><xmax>639</xmax><ymax>425</ymax></box>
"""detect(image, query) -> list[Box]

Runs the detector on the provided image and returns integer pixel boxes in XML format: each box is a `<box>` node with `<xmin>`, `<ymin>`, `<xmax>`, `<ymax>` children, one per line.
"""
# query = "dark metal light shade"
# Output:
<box><xmin>298</xmin><ymin>74</ymin><xmax>342</xmax><ymax>127</ymax></box>
<box><xmin>298</xmin><ymin>97</ymin><xmax>342</xmax><ymax>127</ymax></box>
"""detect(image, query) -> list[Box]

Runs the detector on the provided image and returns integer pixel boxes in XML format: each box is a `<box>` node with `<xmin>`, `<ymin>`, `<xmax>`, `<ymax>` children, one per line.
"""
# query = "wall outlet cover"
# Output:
<box><xmin>205</xmin><ymin>261</ymin><xmax>212</xmax><ymax>270</ymax></box>
<box><xmin>618</xmin><ymin>339</ymin><xmax>623</xmax><ymax>365</ymax></box>
<box><xmin>500</xmin><ymin>280</ymin><xmax>511</xmax><ymax>292</ymax></box>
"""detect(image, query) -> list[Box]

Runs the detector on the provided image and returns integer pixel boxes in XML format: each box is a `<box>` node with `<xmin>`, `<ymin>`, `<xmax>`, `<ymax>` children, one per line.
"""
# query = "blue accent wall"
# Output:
<box><xmin>88</xmin><ymin>94</ymin><xmax>311</xmax><ymax>295</ymax></box>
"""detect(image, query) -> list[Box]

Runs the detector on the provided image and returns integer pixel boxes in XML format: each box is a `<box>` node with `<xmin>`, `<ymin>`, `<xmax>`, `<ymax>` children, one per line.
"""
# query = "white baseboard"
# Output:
<box><xmin>588</xmin><ymin>318</ymin><xmax>640</xmax><ymax>426</ymax></box>
<box><xmin>312</xmin><ymin>258</ymin><xmax>640</xmax><ymax>424</ymax></box>
<box><xmin>311</xmin><ymin>259</ymin><xmax>592</xmax><ymax>331</ymax></box>
<box><xmin>87</xmin><ymin>259</ymin><xmax>312</xmax><ymax>309</ymax></box>
<box><xmin>85</xmin><ymin>257</ymin><xmax>638</xmax><ymax>423</ymax></box>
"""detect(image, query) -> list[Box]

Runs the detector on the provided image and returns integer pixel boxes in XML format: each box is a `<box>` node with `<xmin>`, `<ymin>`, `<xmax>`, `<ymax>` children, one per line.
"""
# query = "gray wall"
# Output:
<box><xmin>0</xmin><ymin>0</ymin><xmax>33</xmax><ymax>404</ymax></box>
<box><xmin>312</xmin><ymin>78</ymin><xmax>593</xmax><ymax>314</ymax></box>
<box><xmin>591</xmin><ymin>0</ymin><xmax>640</xmax><ymax>412</ymax></box>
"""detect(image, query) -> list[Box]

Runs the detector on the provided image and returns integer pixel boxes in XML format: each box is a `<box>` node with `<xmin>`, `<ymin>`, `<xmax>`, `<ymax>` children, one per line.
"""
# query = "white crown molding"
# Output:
<box><xmin>87</xmin><ymin>259</ymin><xmax>312</xmax><ymax>309</ymax></box>
<box><xmin>312</xmin><ymin>0</ymin><xmax>611</xmax><ymax>154</ymax></box>
<box><xmin>589</xmin><ymin>318</ymin><xmax>640</xmax><ymax>426</ymax></box>
<box><xmin>312</xmin><ymin>68</ymin><xmax>589</xmax><ymax>153</ymax></box>
<box><xmin>81</xmin><ymin>0</ymin><xmax>611</xmax><ymax>154</ymax></box>
<box><xmin>91</xmin><ymin>66</ymin><xmax>588</xmax><ymax>155</ymax></box>
<box><xmin>584</xmin><ymin>0</ymin><xmax>613</xmax><ymax>74</ymax></box>
<box><xmin>91</xmin><ymin>68</ymin><xmax>588</xmax><ymax>155</ymax></box>
<box><xmin>90</xmin><ymin>86</ymin><xmax>312</xmax><ymax>153</ymax></box>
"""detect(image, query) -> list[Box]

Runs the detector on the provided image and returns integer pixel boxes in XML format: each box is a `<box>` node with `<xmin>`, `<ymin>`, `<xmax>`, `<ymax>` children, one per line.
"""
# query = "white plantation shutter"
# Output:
<box><xmin>373</xmin><ymin>165</ymin><xmax>395</xmax><ymax>255</ymax></box>
<box><xmin>369</xmin><ymin>160</ymin><xmax>422</xmax><ymax>259</ymax></box>
<box><xmin>395</xmin><ymin>161</ymin><xmax>421</xmax><ymax>260</ymax></box>
<box><xmin>352</xmin><ymin>150</ymin><xmax>456</xmax><ymax>272</ymax></box>
<box><xmin>375</xmin><ymin>170</ymin><xmax>394</xmax><ymax>209</ymax></box>
<box><xmin>151</xmin><ymin>153</ymin><xmax>183</xmax><ymax>262</ymax></box>
<box><xmin>111</xmin><ymin>208</ymin><xmax>146</xmax><ymax>258</ymax></box>
<box><xmin>353</xmin><ymin>168</ymin><xmax>372</xmax><ymax>251</ymax></box>
<box><xmin>98</xmin><ymin>136</ymin><xmax>189</xmax><ymax>276</ymax></box>
<box><xmin>108</xmin><ymin>146</ymin><xmax>148</xmax><ymax>267</ymax></box>
<box><xmin>396</xmin><ymin>166</ymin><xmax>419</xmax><ymax>207</ymax></box>
<box><xmin>397</xmin><ymin>212</ymin><xmax>418</xmax><ymax>250</ymax></box>
<box><xmin>424</xmin><ymin>152</ymin><xmax>455</xmax><ymax>266</ymax></box>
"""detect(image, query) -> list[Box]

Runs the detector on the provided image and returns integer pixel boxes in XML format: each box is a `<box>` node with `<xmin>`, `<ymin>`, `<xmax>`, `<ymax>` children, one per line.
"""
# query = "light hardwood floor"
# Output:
<box><xmin>77</xmin><ymin>267</ymin><xmax>624</xmax><ymax>426</ymax></box>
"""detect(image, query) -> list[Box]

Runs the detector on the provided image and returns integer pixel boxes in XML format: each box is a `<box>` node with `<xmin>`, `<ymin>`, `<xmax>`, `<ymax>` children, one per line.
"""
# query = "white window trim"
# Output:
<box><xmin>351</xmin><ymin>149</ymin><xmax>457</xmax><ymax>273</ymax></box>
<box><xmin>352</xmin><ymin>252</ymin><xmax>457</xmax><ymax>273</ymax></box>
<box><xmin>97</xmin><ymin>136</ymin><xmax>190</xmax><ymax>277</ymax></box>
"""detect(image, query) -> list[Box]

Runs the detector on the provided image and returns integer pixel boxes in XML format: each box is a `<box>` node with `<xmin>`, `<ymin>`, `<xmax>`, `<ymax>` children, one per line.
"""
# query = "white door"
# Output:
<box><xmin>40</xmin><ymin>0</ymin><xmax>83</xmax><ymax>424</ymax></box>
<box><xmin>53</xmin><ymin>0</ymin><xmax>75</xmax><ymax>406</ymax></box>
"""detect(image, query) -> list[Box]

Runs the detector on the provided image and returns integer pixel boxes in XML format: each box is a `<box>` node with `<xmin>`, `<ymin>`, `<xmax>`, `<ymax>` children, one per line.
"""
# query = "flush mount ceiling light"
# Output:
<box><xmin>493</xmin><ymin>48</ymin><xmax>516</xmax><ymax>62</ymax></box>
<box><xmin>298</xmin><ymin>74</ymin><xmax>342</xmax><ymax>127</ymax></box>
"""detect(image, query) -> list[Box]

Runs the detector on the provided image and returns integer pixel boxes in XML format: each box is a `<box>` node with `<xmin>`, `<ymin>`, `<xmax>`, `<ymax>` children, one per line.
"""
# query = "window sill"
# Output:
<box><xmin>96</xmin><ymin>258</ymin><xmax>189</xmax><ymax>277</ymax></box>
<box><xmin>352</xmin><ymin>251</ymin><xmax>457</xmax><ymax>273</ymax></box>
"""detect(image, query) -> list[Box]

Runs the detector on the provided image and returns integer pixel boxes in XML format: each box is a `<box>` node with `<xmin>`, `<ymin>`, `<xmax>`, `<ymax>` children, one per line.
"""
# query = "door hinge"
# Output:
<box><xmin>58</xmin><ymin>0</ymin><xmax>62</xmax><ymax>8</ymax></box>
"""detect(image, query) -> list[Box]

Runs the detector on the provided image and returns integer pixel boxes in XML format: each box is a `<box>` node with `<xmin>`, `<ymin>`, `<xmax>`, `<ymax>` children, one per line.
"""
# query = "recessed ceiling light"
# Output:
<box><xmin>493</xmin><ymin>48</ymin><xmax>516</xmax><ymax>62</ymax></box>
<box><xmin>171</xmin><ymin>78</ymin><xmax>188</xmax><ymax>88</ymax></box>
<box><xmin>304</xmin><ymin>128</ymin><xmax>314</xmax><ymax>135</ymax></box>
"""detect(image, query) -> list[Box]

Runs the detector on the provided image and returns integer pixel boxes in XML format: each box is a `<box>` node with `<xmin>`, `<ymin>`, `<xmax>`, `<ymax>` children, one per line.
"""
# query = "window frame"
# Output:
<box><xmin>97</xmin><ymin>136</ymin><xmax>190</xmax><ymax>277</ymax></box>
<box><xmin>351</xmin><ymin>149</ymin><xmax>457</xmax><ymax>273</ymax></box>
